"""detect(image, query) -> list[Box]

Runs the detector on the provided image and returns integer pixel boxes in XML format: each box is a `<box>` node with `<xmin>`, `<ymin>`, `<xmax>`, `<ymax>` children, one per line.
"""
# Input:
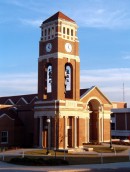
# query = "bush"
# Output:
<box><xmin>10</xmin><ymin>157</ymin><xmax>69</xmax><ymax>166</ymax></box>
<box><xmin>46</xmin><ymin>158</ymin><xmax>69</xmax><ymax>165</ymax></box>
<box><xmin>10</xmin><ymin>157</ymin><xmax>45</xmax><ymax>165</ymax></box>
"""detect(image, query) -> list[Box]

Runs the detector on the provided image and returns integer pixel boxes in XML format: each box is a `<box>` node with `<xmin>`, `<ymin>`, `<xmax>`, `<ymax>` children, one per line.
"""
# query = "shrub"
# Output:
<box><xmin>10</xmin><ymin>157</ymin><xmax>69</xmax><ymax>166</ymax></box>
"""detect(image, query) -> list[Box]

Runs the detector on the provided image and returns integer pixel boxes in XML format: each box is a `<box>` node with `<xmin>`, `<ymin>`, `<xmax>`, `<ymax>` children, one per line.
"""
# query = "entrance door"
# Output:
<box><xmin>68</xmin><ymin>129</ymin><xmax>72</xmax><ymax>147</ymax></box>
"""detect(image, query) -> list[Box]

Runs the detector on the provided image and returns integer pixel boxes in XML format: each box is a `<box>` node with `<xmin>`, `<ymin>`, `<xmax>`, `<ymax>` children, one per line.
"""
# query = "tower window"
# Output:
<box><xmin>71</xmin><ymin>29</ymin><xmax>73</xmax><ymax>36</ymax></box>
<box><xmin>45</xmin><ymin>29</ymin><xmax>47</xmax><ymax>36</ymax></box>
<box><xmin>41</xmin><ymin>30</ymin><xmax>43</xmax><ymax>37</ymax></box>
<box><xmin>65</xmin><ymin>65</ymin><xmax>71</xmax><ymax>92</ymax></box>
<box><xmin>63</xmin><ymin>27</ymin><xmax>65</xmax><ymax>34</ymax></box>
<box><xmin>48</xmin><ymin>28</ymin><xmax>50</xmax><ymax>35</ymax></box>
<box><xmin>52</xmin><ymin>27</ymin><xmax>55</xmax><ymax>35</ymax></box>
<box><xmin>67</xmin><ymin>28</ymin><xmax>69</xmax><ymax>35</ymax></box>
<box><xmin>47</xmin><ymin>65</ymin><xmax>52</xmax><ymax>93</ymax></box>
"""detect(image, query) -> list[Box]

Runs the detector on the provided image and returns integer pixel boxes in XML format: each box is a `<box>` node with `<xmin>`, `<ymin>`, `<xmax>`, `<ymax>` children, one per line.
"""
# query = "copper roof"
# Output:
<box><xmin>42</xmin><ymin>11</ymin><xmax>75</xmax><ymax>24</ymax></box>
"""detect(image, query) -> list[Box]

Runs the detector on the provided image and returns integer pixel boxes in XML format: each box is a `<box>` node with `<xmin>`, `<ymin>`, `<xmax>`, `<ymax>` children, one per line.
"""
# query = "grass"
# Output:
<box><xmin>0</xmin><ymin>145</ymin><xmax>129</xmax><ymax>166</ymax></box>
<box><xmin>92</xmin><ymin>146</ymin><xmax>127</xmax><ymax>153</ymax></box>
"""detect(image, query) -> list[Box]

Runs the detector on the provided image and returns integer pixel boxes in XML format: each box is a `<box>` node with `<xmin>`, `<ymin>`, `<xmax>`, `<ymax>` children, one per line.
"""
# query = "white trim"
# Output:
<box><xmin>16</xmin><ymin>97</ymin><xmax>28</xmax><ymax>105</ymax></box>
<box><xmin>5</xmin><ymin>99</ymin><xmax>14</xmax><ymax>105</ymax></box>
<box><xmin>30</xmin><ymin>96</ymin><xmax>38</xmax><ymax>104</ymax></box>
<box><xmin>80</xmin><ymin>86</ymin><xmax>112</xmax><ymax>105</ymax></box>
<box><xmin>112</xmin><ymin>130</ymin><xmax>130</xmax><ymax>136</ymax></box>
<box><xmin>112</xmin><ymin>108</ymin><xmax>130</xmax><ymax>113</ymax></box>
<box><xmin>0</xmin><ymin>113</ymin><xmax>15</xmax><ymax>120</ymax></box>
<box><xmin>39</xmin><ymin>52</ymin><xmax>80</xmax><ymax>62</ymax></box>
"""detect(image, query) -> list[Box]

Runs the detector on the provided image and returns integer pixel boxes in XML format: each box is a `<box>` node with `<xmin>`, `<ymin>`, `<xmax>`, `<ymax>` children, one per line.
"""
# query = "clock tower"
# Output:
<box><xmin>38</xmin><ymin>11</ymin><xmax>80</xmax><ymax>101</ymax></box>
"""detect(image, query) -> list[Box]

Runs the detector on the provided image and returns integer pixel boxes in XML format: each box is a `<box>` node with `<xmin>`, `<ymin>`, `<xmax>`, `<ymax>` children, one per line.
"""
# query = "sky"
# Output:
<box><xmin>0</xmin><ymin>0</ymin><xmax>130</xmax><ymax>107</ymax></box>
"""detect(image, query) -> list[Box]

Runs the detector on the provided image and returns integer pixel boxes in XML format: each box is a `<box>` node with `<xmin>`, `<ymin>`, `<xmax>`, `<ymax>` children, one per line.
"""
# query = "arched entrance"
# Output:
<box><xmin>88</xmin><ymin>99</ymin><xmax>101</xmax><ymax>143</ymax></box>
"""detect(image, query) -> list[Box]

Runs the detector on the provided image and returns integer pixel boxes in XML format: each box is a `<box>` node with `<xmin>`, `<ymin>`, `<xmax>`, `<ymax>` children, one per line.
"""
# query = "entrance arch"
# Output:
<box><xmin>88</xmin><ymin>99</ymin><xmax>101</xmax><ymax>143</ymax></box>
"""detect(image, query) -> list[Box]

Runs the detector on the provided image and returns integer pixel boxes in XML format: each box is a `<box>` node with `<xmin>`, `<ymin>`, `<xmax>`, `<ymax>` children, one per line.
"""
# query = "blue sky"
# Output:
<box><xmin>0</xmin><ymin>0</ymin><xmax>130</xmax><ymax>106</ymax></box>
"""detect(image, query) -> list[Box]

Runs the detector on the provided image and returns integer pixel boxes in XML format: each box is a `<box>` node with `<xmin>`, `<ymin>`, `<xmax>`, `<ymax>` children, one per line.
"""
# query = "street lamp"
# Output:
<box><xmin>110</xmin><ymin>119</ymin><xmax>113</xmax><ymax>149</ymax></box>
<box><xmin>46</xmin><ymin>118</ymin><xmax>50</xmax><ymax>155</ymax></box>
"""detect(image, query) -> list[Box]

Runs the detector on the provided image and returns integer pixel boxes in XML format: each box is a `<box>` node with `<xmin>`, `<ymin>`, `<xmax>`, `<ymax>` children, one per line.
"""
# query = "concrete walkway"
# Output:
<box><xmin>0</xmin><ymin>160</ymin><xmax>130</xmax><ymax>172</ymax></box>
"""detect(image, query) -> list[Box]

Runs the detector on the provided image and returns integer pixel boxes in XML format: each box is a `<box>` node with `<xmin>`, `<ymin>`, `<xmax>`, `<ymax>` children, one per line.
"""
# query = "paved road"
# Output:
<box><xmin>1</xmin><ymin>160</ymin><xmax>130</xmax><ymax>172</ymax></box>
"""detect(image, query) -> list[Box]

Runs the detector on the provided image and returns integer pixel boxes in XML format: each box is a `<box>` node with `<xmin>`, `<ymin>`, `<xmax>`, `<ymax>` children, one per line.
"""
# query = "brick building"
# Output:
<box><xmin>111</xmin><ymin>105</ymin><xmax>130</xmax><ymax>140</ymax></box>
<box><xmin>0</xmin><ymin>11</ymin><xmax>128</xmax><ymax>149</ymax></box>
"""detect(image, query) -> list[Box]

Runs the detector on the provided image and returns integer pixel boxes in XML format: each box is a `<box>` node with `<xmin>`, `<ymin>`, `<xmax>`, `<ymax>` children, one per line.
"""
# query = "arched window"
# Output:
<box><xmin>65</xmin><ymin>64</ymin><xmax>71</xmax><ymax>92</ymax></box>
<box><xmin>47</xmin><ymin>65</ymin><xmax>52</xmax><ymax>93</ymax></box>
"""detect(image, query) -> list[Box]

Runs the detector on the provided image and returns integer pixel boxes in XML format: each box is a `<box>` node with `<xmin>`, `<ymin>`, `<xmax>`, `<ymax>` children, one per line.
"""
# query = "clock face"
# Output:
<box><xmin>46</xmin><ymin>43</ymin><xmax>52</xmax><ymax>52</ymax></box>
<box><xmin>65</xmin><ymin>43</ymin><xmax>72</xmax><ymax>53</ymax></box>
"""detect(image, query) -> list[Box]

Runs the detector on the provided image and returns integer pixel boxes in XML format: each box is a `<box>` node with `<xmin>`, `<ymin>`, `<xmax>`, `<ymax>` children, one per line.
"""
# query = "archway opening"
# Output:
<box><xmin>88</xmin><ymin>99</ymin><xmax>101</xmax><ymax>143</ymax></box>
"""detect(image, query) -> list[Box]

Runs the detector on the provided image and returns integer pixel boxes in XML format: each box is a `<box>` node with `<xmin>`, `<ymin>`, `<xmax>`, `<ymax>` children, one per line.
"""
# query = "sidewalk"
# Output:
<box><xmin>0</xmin><ymin>160</ymin><xmax>130</xmax><ymax>172</ymax></box>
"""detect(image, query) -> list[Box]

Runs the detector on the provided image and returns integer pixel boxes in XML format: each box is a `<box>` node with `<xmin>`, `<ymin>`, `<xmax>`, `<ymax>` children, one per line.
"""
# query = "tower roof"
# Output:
<box><xmin>42</xmin><ymin>11</ymin><xmax>75</xmax><ymax>24</ymax></box>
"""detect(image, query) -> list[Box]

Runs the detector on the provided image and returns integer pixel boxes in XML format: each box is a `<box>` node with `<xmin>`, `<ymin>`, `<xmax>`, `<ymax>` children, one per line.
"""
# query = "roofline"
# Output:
<box><xmin>80</xmin><ymin>86</ymin><xmax>95</xmax><ymax>100</ymax></box>
<box><xmin>111</xmin><ymin>108</ymin><xmax>130</xmax><ymax>113</ymax></box>
<box><xmin>80</xmin><ymin>86</ymin><xmax>112</xmax><ymax>105</ymax></box>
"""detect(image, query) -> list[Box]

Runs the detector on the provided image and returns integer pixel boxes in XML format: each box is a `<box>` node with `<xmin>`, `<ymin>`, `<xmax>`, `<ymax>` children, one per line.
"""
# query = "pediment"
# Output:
<box><xmin>80</xmin><ymin>86</ymin><xmax>112</xmax><ymax>105</ymax></box>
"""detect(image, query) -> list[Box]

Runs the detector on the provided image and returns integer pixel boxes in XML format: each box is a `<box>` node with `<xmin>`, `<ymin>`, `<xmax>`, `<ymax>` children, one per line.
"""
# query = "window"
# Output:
<box><xmin>51</xmin><ymin>27</ymin><xmax>55</xmax><ymax>35</ymax></box>
<box><xmin>1</xmin><ymin>131</ymin><xmax>8</xmax><ymax>143</ymax></box>
<box><xmin>48</xmin><ymin>28</ymin><xmax>50</xmax><ymax>35</ymax></box>
<box><xmin>67</xmin><ymin>28</ymin><xmax>69</xmax><ymax>35</ymax></box>
<box><xmin>65</xmin><ymin>65</ymin><xmax>71</xmax><ymax>91</ymax></box>
<box><xmin>111</xmin><ymin>123</ymin><xmax>115</xmax><ymax>130</ymax></box>
<box><xmin>63</xmin><ymin>27</ymin><xmax>65</xmax><ymax>34</ymax></box>
<box><xmin>47</xmin><ymin>65</ymin><xmax>52</xmax><ymax>93</ymax></box>
<box><xmin>71</xmin><ymin>29</ymin><xmax>73</xmax><ymax>36</ymax></box>
<box><xmin>41</xmin><ymin>30</ymin><xmax>43</xmax><ymax>37</ymax></box>
<box><xmin>45</xmin><ymin>29</ymin><xmax>47</xmax><ymax>36</ymax></box>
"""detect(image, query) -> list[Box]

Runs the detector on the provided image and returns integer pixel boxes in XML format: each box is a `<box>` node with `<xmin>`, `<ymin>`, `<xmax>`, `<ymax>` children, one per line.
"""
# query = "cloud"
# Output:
<box><xmin>2</xmin><ymin>0</ymin><xmax>130</xmax><ymax>29</ymax></box>
<box><xmin>0</xmin><ymin>68</ymin><xmax>130</xmax><ymax>106</ymax></box>
<box><xmin>80</xmin><ymin>68</ymin><xmax>130</xmax><ymax>106</ymax></box>
<box><xmin>0</xmin><ymin>73</ymin><xmax>37</xmax><ymax>96</ymax></box>
<box><xmin>72</xmin><ymin>8</ymin><xmax>130</xmax><ymax>29</ymax></box>
<box><xmin>20</xmin><ymin>19</ymin><xmax>43</xmax><ymax>27</ymax></box>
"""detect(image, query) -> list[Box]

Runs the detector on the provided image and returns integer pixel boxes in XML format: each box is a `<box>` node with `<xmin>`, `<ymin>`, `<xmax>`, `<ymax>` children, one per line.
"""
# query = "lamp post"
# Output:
<box><xmin>110</xmin><ymin>119</ymin><xmax>113</xmax><ymax>149</ymax></box>
<box><xmin>46</xmin><ymin>118</ymin><xmax>50</xmax><ymax>155</ymax></box>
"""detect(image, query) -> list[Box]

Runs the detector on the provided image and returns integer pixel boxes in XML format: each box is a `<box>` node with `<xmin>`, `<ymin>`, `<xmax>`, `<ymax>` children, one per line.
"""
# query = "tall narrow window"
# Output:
<box><xmin>45</xmin><ymin>29</ymin><xmax>47</xmax><ymax>36</ymax></box>
<box><xmin>1</xmin><ymin>131</ymin><xmax>8</xmax><ymax>143</ymax></box>
<box><xmin>71</xmin><ymin>29</ymin><xmax>73</xmax><ymax>36</ymax></box>
<box><xmin>48</xmin><ymin>28</ymin><xmax>50</xmax><ymax>35</ymax></box>
<box><xmin>63</xmin><ymin>27</ymin><xmax>65</xmax><ymax>34</ymax></box>
<box><xmin>52</xmin><ymin>27</ymin><xmax>55</xmax><ymax>35</ymax></box>
<box><xmin>47</xmin><ymin>65</ymin><xmax>52</xmax><ymax>93</ymax></box>
<box><xmin>41</xmin><ymin>30</ymin><xmax>43</xmax><ymax>37</ymax></box>
<box><xmin>65</xmin><ymin>65</ymin><xmax>71</xmax><ymax>92</ymax></box>
<box><xmin>67</xmin><ymin>28</ymin><xmax>69</xmax><ymax>35</ymax></box>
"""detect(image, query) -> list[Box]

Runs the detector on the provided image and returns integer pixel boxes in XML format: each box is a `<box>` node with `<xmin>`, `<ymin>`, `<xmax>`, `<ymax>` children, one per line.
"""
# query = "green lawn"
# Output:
<box><xmin>0</xmin><ymin>146</ymin><xmax>129</xmax><ymax>165</ymax></box>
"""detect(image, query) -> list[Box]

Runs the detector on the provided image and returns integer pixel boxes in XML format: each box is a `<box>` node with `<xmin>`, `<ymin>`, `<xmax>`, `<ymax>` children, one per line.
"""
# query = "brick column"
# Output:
<box><xmin>39</xmin><ymin>116</ymin><xmax>43</xmax><ymax>148</ymax></box>
<box><xmin>64</xmin><ymin>116</ymin><xmax>68</xmax><ymax>149</ymax></box>
<box><xmin>74</xmin><ymin>117</ymin><xmax>77</xmax><ymax>148</ymax></box>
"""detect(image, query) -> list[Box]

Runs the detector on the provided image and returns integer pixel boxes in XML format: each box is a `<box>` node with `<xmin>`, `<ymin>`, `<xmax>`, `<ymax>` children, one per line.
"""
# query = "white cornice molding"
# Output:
<box><xmin>38</xmin><ymin>52</ymin><xmax>80</xmax><ymax>62</ymax></box>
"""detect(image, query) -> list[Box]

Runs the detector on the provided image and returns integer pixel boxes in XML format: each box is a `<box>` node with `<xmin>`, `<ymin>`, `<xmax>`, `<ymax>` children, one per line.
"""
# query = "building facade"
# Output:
<box><xmin>34</xmin><ymin>12</ymin><xmax>112</xmax><ymax>149</ymax></box>
<box><xmin>0</xmin><ymin>11</ymin><xmax>127</xmax><ymax>149</ymax></box>
<box><xmin>111</xmin><ymin>107</ymin><xmax>130</xmax><ymax>140</ymax></box>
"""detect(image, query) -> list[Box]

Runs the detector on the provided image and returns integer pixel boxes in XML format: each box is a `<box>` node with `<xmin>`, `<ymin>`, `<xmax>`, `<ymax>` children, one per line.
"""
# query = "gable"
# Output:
<box><xmin>80</xmin><ymin>86</ymin><xmax>112</xmax><ymax>105</ymax></box>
